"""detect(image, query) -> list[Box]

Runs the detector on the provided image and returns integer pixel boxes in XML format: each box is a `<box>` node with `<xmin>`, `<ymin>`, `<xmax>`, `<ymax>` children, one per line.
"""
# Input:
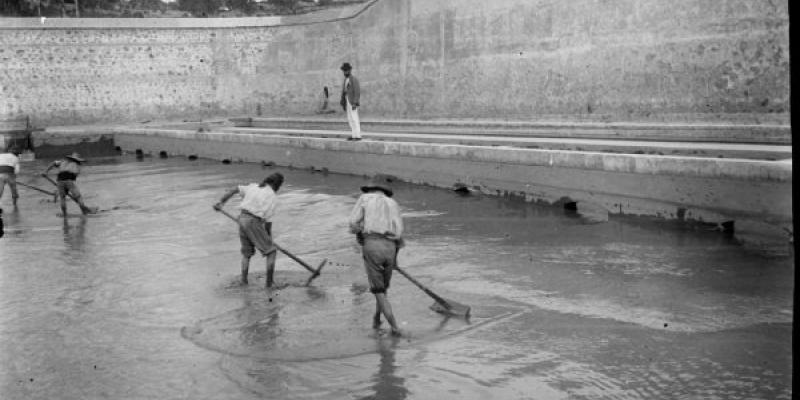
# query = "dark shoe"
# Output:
<box><xmin>351</xmin><ymin>137</ymin><xmax>362</xmax><ymax>141</ymax></box>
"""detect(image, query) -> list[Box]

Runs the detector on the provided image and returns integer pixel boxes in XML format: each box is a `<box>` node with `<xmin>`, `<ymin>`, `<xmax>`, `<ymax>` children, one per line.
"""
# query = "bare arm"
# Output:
<box><xmin>213</xmin><ymin>187</ymin><xmax>239</xmax><ymax>211</ymax></box>
<box><xmin>41</xmin><ymin>161</ymin><xmax>58</xmax><ymax>176</ymax></box>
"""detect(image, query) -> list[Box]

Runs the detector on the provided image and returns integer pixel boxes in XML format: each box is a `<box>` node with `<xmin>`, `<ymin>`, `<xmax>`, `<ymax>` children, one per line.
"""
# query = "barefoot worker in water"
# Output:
<box><xmin>349</xmin><ymin>174</ymin><xmax>404</xmax><ymax>336</ymax></box>
<box><xmin>214</xmin><ymin>173</ymin><xmax>284</xmax><ymax>287</ymax></box>
<box><xmin>42</xmin><ymin>152</ymin><xmax>95</xmax><ymax>216</ymax></box>
<box><xmin>0</xmin><ymin>146</ymin><xmax>21</xmax><ymax>207</ymax></box>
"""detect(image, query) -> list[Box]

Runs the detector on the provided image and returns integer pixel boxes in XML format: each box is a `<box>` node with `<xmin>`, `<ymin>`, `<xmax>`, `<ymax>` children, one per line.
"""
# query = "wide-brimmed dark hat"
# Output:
<box><xmin>264</xmin><ymin>172</ymin><xmax>284</xmax><ymax>188</ymax></box>
<box><xmin>361</xmin><ymin>174</ymin><xmax>395</xmax><ymax>197</ymax></box>
<box><xmin>65</xmin><ymin>152</ymin><xmax>85</xmax><ymax>163</ymax></box>
<box><xmin>340</xmin><ymin>62</ymin><xmax>353</xmax><ymax>71</ymax></box>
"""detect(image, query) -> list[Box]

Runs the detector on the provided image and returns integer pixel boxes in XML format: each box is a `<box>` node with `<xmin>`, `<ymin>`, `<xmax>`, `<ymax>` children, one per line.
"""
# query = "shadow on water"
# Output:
<box><xmin>358</xmin><ymin>339</ymin><xmax>409</xmax><ymax>400</ymax></box>
<box><xmin>238</xmin><ymin>289</ymin><xmax>284</xmax><ymax>348</ymax></box>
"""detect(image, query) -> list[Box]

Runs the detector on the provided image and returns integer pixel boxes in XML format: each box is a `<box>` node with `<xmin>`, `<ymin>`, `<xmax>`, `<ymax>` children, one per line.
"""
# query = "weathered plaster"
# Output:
<box><xmin>0</xmin><ymin>0</ymin><xmax>790</xmax><ymax>128</ymax></box>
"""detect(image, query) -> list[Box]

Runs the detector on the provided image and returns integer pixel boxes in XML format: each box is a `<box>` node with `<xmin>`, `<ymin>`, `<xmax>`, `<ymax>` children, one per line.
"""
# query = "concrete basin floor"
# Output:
<box><xmin>0</xmin><ymin>156</ymin><xmax>792</xmax><ymax>399</ymax></box>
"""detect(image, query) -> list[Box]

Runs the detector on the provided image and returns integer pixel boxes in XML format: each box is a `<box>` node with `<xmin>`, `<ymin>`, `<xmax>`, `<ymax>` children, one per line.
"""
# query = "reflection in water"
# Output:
<box><xmin>62</xmin><ymin>216</ymin><xmax>87</xmax><ymax>251</ymax></box>
<box><xmin>238</xmin><ymin>290</ymin><xmax>283</xmax><ymax>348</ymax></box>
<box><xmin>359</xmin><ymin>340</ymin><xmax>408</xmax><ymax>400</ymax></box>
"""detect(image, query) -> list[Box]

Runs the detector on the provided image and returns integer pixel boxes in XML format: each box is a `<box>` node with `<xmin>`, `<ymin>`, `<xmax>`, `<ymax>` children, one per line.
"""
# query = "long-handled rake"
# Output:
<box><xmin>17</xmin><ymin>181</ymin><xmax>56</xmax><ymax>197</ymax></box>
<box><xmin>394</xmin><ymin>265</ymin><xmax>471</xmax><ymax>319</ymax></box>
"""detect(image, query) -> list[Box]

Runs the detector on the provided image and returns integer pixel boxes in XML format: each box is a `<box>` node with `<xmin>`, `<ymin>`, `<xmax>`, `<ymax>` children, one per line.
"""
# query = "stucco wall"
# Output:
<box><xmin>0</xmin><ymin>0</ymin><xmax>790</xmax><ymax>127</ymax></box>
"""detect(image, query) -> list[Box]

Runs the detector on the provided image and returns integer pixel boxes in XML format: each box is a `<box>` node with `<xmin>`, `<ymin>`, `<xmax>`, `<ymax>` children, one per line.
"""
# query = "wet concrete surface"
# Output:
<box><xmin>0</xmin><ymin>156</ymin><xmax>793</xmax><ymax>399</ymax></box>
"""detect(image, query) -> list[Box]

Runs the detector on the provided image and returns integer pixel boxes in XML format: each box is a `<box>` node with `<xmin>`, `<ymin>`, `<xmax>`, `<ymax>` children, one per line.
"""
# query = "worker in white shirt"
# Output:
<box><xmin>214</xmin><ymin>173</ymin><xmax>284</xmax><ymax>287</ymax></box>
<box><xmin>349</xmin><ymin>174</ymin><xmax>405</xmax><ymax>336</ymax></box>
<box><xmin>0</xmin><ymin>147</ymin><xmax>21</xmax><ymax>207</ymax></box>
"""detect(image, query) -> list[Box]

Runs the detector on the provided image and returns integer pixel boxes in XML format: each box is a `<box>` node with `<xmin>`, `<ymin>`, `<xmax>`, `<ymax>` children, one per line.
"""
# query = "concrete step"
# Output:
<box><xmin>220</xmin><ymin>127</ymin><xmax>791</xmax><ymax>161</ymax></box>
<box><xmin>232</xmin><ymin>117</ymin><xmax>792</xmax><ymax>145</ymax></box>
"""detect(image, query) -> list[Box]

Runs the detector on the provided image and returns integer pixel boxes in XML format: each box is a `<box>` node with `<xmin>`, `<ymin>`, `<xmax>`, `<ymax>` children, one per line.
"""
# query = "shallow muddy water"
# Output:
<box><xmin>0</xmin><ymin>156</ymin><xmax>793</xmax><ymax>399</ymax></box>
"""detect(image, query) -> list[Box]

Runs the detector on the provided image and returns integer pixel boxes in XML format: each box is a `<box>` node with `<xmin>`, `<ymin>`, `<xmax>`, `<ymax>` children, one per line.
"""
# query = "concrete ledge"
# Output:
<box><xmin>238</xmin><ymin>117</ymin><xmax>792</xmax><ymax>144</ymax></box>
<box><xmin>33</xmin><ymin>126</ymin><xmax>118</xmax><ymax>158</ymax></box>
<box><xmin>111</xmin><ymin>128</ymin><xmax>792</xmax><ymax>182</ymax></box>
<box><xmin>221</xmin><ymin>127</ymin><xmax>792</xmax><ymax>161</ymax></box>
<box><xmin>34</xmin><ymin>125</ymin><xmax>793</xmax><ymax>248</ymax></box>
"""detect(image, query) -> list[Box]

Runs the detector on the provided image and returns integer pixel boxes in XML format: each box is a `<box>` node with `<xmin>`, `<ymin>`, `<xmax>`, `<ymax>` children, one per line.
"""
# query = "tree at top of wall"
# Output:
<box><xmin>227</xmin><ymin>0</ymin><xmax>255</xmax><ymax>14</ymax></box>
<box><xmin>0</xmin><ymin>0</ymin><xmax>363</xmax><ymax>16</ymax></box>
<box><xmin>176</xmin><ymin>0</ymin><xmax>221</xmax><ymax>16</ymax></box>
<box><xmin>0</xmin><ymin>0</ymin><xmax>40</xmax><ymax>16</ymax></box>
<box><xmin>270</xmin><ymin>0</ymin><xmax>299</xmax><ymax>14</ymax></box>
<box><xmin>0</xmin><ymin>0</ymin><xmax>161</xmax><ymax>16</ymax></box>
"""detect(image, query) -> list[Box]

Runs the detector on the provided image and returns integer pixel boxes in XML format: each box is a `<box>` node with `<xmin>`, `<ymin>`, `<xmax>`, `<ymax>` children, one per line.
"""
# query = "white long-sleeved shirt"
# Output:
<box><xmin>238</xmin><ymin>183</ymin><xmax>277</xmax><ymax>222</ymax></box>
<box><xmin>0</xmin><ymin>153</ymin><xmax>19</xmax><ymax>174</ymax></box>
<box><xmin>348</xmin><ymin>192</ymin><xmax>403</xmax><ymax>239</ymax></box>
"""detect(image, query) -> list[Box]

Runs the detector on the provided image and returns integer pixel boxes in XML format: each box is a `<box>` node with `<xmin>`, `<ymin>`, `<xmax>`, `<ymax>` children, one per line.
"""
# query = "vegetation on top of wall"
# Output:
<box><xmin>0</xmin><ymin>0</ymin><xmax>367</xmax><ymax>18</ymax></box>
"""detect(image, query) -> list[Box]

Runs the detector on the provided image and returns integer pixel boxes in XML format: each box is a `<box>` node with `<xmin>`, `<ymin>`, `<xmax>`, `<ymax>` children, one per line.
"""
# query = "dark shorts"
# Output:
<box><xmin>238</xmin><ymin>212</ymin><xmax>275</xmax><ymax>257</ymax></box>
<box><xmin>57</xmin><ymin>180</ymin><xmax>81</xmax><ymax>199</ymax></box>
<box><xmin>362</xmin><ymin>235</ymin><xmax>398</xmax><ymax>294</ymax></box>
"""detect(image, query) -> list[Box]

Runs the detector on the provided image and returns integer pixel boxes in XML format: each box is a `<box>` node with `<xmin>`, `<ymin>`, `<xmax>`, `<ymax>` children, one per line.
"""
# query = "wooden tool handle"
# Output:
<box><xmin>216</xmin><ymin>207</ymin><xmax>319</xmax><ymax>274</ymax></box>
<box><xmin>17</xmin><ymin>181</ymin><xmax>56</xmax><ymax>196</ymax></box>
<box><xmin>393</xmin><ymin>265</ymin><xmax>452</xmax><ymax>309</ymax></box>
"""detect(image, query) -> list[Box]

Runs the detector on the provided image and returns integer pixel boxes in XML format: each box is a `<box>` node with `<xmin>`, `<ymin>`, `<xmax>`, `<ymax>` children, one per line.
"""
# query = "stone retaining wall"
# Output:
<box><xmin>1</xmin><ymin>0</ymin><xmax>790</xmax><ymax>130</ymax></box>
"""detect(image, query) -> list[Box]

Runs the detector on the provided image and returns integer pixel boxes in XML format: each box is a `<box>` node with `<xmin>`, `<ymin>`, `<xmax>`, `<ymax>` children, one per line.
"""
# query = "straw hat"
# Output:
<box><xmin>361</xmin><ymin>174</ymin><xmax>395</xmax><ymax>197</ymax></box>
<box><xmin>65</xmin><ymin>152</ymin><xmax>85</xmax><ymax>163</ymax></box>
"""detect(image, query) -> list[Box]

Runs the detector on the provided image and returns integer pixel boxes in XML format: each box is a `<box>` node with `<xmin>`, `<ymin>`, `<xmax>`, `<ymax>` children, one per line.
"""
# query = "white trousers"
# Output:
<box><xmin>346</xmin><ymin>98</ymin><xmax>361</xmax><ymax>138</ymax></box>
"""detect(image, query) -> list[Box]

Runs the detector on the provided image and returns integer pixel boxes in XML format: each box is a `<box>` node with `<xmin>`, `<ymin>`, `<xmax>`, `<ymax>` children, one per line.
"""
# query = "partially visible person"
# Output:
<box><xmin>316</xmin><ymin>86</ymin><xmax>336</xmax><ymax>114</ymax></box>
<box><xmin>42</xmin><ymin>152</ymin><xmax>94</xmax><ymax>216</ymax></box>
<box><xmin>0</xmin><ymin>146</ymin><xmax>21</xmax><ymax>207</ymax></box>
<box><xmin>214</xmin><ymin>173</ymin><xmax>285</xmax><ymax>287</ymax></box>
<box><xmin>349</xmin><ymin>174</ymin><xmax>404</xmax><ymax>336</ymax></box>
<box><xmin>339</xmin><ymin>62</ymin><xmax>362</xmax><ymax>141</ymax></box>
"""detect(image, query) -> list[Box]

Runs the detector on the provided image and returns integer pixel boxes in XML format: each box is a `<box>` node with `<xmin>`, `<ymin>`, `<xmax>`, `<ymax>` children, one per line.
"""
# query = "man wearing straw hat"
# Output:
<box><xmin>0</xmin><ymin>146</ymin><xmax>21</xmax><ymax>207</ymax></box>
<box><xmin>42</xmin><ymin>152</ymin><xmax>94</xmax><ymax>216</ymax></box>
<box><xmin>349</xmin><ymin>174</ymin><xmax>404</xmax><ymax>336</ymax></box>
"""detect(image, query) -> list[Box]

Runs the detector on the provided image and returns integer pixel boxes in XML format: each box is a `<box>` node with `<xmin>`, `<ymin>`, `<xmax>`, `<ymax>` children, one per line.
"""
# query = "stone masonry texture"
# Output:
<box><xmin>0</xmin><ymin>0</ymin><xmax>790</xmax><ymax>127</ymax></box>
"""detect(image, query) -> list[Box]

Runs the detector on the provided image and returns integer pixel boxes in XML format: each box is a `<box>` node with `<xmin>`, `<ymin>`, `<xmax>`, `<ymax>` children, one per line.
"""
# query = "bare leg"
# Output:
<box><xmin>374</xmin><ymin>292</ymin><xmax>400</xmax><ymax>335</ymax></box>
<box><xmin>373</xmin><ymin>302</ymin><xmax>382</xmax><ymax>329</ymax></box>
<box><xmin>240</xmin><ymin>256</ymin><xmax>251</xmax><ymax>284</ymax></box>
<box><xmin>59</xmin><ymin>195</ymin><xmax>67</xmax><ymax>217</ymax></box>
<box><xmin>10</xmin><ymin>179</ymin><xmax>17</xmax><ymax>207</ymax></box>
<box><xmin>73</xmin><ymin>195</ymin><xmax>92</xmax><ymax>215</ymax></box>
<box><xmin>265</xmin><ymin>251</ymin><xmax>276</xmax><ymax>288</ymax></box>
